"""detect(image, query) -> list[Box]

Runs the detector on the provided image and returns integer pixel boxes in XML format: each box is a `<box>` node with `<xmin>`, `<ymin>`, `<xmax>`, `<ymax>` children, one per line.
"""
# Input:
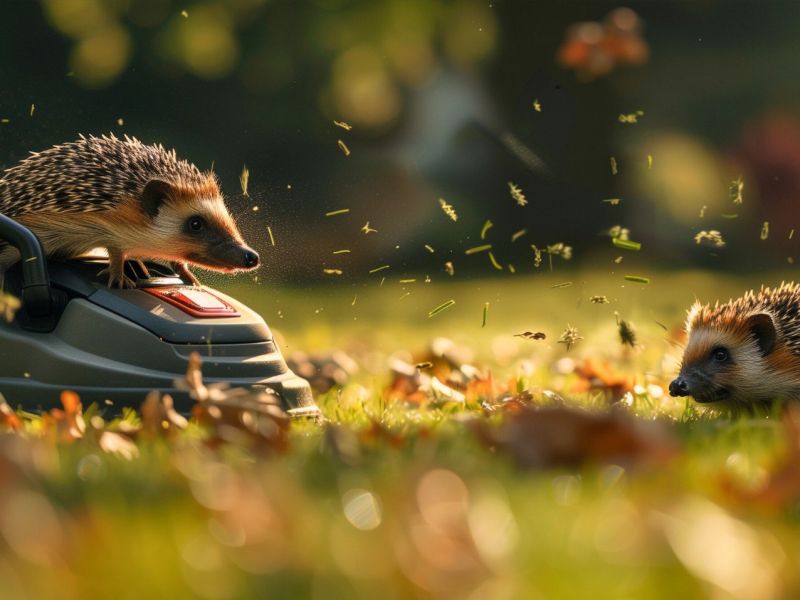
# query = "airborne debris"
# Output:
<box><xmin>444</xmin><ymin>261</ymin><xmax>455</xmax><ymax>276</ymax></box>
<box><xmin>618</xmin><ymin>111</ymin><xmax>644</xmax><ymax>123</ymax></box>
<box><xmin>511</xmin><ymin>229</ymin><xmax>527</xmax><ymax>242</ymax></box>
<box><xmin>694</xmin><ymin>230</ymin><xmax>726</xmax><ymax>248</ymax></box>
<box><xmin>465</xmin><ymin>244</ymin><xmax>492</xmax><ymax>255</ymax></box>
<box><xmin>333</xmin><ymin>249</ymin><xmax>350</xmax><ymax>254</ymax></box>
<box><xmin>729</xmin><ymin>176</ymin><xmax>744</xmax><ymax>205</ymax></box>
<box><xmin>616</xmin><ymin>313</ymin><xmax>637</xmax><ymax>347</ymax></box>
<box><xmin>333</xmin><ymin>120</ymin><xmax>353</xmax><ymax>131</ymax></box>
<box><xmin>326</xmin><ymin>208</ymin><xmax>350</xmax><ymax>217</ymax></box>
<box><xmin>624</xmin><ymin>275</ymin><xmax>650</xmax><ymax>284</ymax></box>
<box><xmin>488</xmin><ymin>252</ymin><xmax>503</xmax><ymax>270</ymax></box>
<box><xmin>558</xmin><ymin>325</ymin><xmax>583</xmax><ymax>350</ymax></box>
<box><xmin>428</xmin><ymin>299</ymin><xmax>456</xmax><ymax>318</ymax></box>
<box><xmin>323</xmin><ymin>268</ymin><xmax>343</xmax><ymax>275</ymax></box>
<box><xmin>368</xmin><ymin>265</ymin><xmax>390</xmax><ymax>274</ymax></box>
<box><xmin>424</xmin><ymin>244</ymin><xmax>435</xmax><ymax>253</ymax></box>
<box><xmin>240</xmin><ymin>165</ymin><xmax>249</xmax><ymax>197</ymax></box>
<box><xmin>603</xmin><ymin>198</ymin><xmax>621</xmax><ymax>205</ymax></box>
<box><xmin>761</xmin><ymin>221</ymin><xmax>770</xmax><ymax>240</ymax></box>
<box><xmin>361</xmin><ymin>221</ymin><xmax>377</xmax><ymax>234</ymax></box>
<box><xmin>267</xmin><ymin>226</ymin><xmax>275</xmax><ymax>247</ymax></box>
<box><xmin>647</xmin><ymin>154</ymin><xmax>653</xmax><ymax>169</ymax></box>
<box><xmin>699</xmin><ymin>205</ymin><xmax>707</xmax><ymax>218</ymax></box>
<box><xmin>531</xmin><ymin>244</ymin><xmax>543</xmax><ymax>268</ymax></box>
<box><xmin>482</xmin><ymin>302</ymin><xmax>489</xmax><ymax>327</ymax></box>
<box><xmin>508</xmin><ymin>182</ymin><xmax>528</xmax><ymax>206</ymax></box>
<box><xmin>590</xmin><ymin>295</ymin><xmax>609</xmax><ymax>304</ymax></box>
<box><xmin>30</xmin><ymin>104</ymin><xmax>35</xmax><ymax>117</ymax></box>
<box><xmin>532</xmin><ymin>99</ymin><xmax>542</xmax><ymax>112</ymax></box>
<box><xmin>337</xmin><ymin>139</ymin><xmax>351</xmax><ymax>156</ymax></box>
<box><xmin>551</xmin><ymin>281</ymin><xmax>573</xmax><ymax>289</ymax></box>
<box><xmin>515</xmin><ymin>331</ymin><xmax>546</xmax><ymax>340</ymax></box>
<box><xmin>608</xmin><ymin>225</ymin><xmax>630</xmax><ymax>241</ymax></box>
<box><xmin>180</xmin><ymin>9</ymin><xmax>188</xmax><ymax>17</ymax></box>
<box><xmin>546</xmin><ymin>243</ymin><xmax>573</xmax><ymax>260</ymax></box>
<box><xmin>439</xmin><ymin>198</ymin><xmax>458</xmax><ymax>221</ymax></box>
<box><xmin>610</xmin><ymin>156</ymin><xmax>618</xmax><ymax>175</ymax></box>
<box><xmin>612</xmin><ymin>238</ymin><xmax>641</xmax><ymax>251</ymax></box>
<box><xmin>480</xmin><ymin>220</ymin><xmax>493</xmax><ymax>239</ymax></box>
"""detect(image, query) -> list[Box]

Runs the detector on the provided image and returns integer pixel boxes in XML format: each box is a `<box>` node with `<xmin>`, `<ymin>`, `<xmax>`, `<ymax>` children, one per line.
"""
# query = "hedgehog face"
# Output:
<box><xmin>670</xmin><ymin>310</ymin><xmax>782</xmax><ymax>404</ymax></box>
<box><xmin>139</xmin><ymin>179</ymin><xmax>259</xmax><ymax>272</ymax></box>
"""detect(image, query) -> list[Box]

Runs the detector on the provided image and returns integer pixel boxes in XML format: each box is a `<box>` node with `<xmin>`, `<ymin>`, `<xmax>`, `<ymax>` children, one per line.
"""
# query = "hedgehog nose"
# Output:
<box><xmin>243</xmin><ymin>249</ymin><xmax>259</xmax><ymax>269</ymax></box>
<box><xmin>669</xmin><ymin>377</ymin><xmax>690</xmax><ymax>397</ymax></box>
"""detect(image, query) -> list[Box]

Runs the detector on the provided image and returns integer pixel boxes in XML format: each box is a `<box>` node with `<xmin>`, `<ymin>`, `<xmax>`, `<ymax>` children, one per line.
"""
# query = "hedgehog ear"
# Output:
<box><xmin>747</xmin><ymin>312</ymin><xmax>777</xmax><ymax>356</ymax></box>
<box><xmin>140</xmin><ymin>179</ymin><xmax>173</xmax><ymax>218</ymax></box>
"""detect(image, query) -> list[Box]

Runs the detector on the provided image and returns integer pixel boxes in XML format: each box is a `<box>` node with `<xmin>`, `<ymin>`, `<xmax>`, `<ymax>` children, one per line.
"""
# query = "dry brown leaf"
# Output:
<box><xmin>98</xmin><ymin>431</ymin><xmax>139</xmax><ymax>460</ymax></box>
<box><xmin>0</xmin><ymin>394</ymin><xmax>21</xmax><ymax>431</ymax></box>
<box><xmin>721</xmin><ymin>404</ymin><xmax>800</xmax><ymax>511</ymax></box>
<box><xmin>472</xmin><ymin>404</ymin><xmax>677</xmax><ymax>469</ymax></box>
<box><xmin>358</xmin><ymin>421</ymin><xmax>406</xmax><ymax>449</ymax></box>
<box><xmin>41</xmin><ymin>390</ymin><xmax>86</xmax><ymax>443</ymax></box>
<box><xmin>140</xmin><ymin>391</ymin><xmax>188</xmax><ymax>438</ymax></box>
<box><xmin>287</xmin><ymin>350</ymin><xmax>358</xmax><ymax>393</ymax></box>
<box><xmin>573</xmin><ymin>358</ymin><xmax>635</xmax><ymax>402</ymax></box>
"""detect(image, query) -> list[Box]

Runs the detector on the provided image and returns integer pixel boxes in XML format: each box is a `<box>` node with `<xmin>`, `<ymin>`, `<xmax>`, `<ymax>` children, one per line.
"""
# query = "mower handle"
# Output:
<box><xmin>0</xmin><ymin>212</ymin><xmax>52</xmax><ymax>317</ymax></box>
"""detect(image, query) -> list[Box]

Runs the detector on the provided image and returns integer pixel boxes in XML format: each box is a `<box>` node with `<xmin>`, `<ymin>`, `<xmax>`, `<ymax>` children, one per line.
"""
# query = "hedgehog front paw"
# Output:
<box><xmin>114</xmin><ymin>274</ymin><xmax>137</xmax><ymax>289</ymax></box>
<box><xmin>98</xmin><ymin>263</ymin><xmax>136</xmax><ymax>289</ymax></box>
<box><xmin>172</xmin><ymin>262</ymin><xmax>201</xmax><ymax>287</ymax></box>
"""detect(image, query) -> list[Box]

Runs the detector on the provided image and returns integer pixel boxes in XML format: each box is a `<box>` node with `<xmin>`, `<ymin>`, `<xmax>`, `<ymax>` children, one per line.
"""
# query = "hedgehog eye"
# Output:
<box><xmin>711</xmin><ymin>347</ymin><xmax>730</xmax><ymax>362</ymax></box>
<box><xmin>187</xmin><ymin>216</ymin><xmax>206</xmax><ymax>232</ymax></box>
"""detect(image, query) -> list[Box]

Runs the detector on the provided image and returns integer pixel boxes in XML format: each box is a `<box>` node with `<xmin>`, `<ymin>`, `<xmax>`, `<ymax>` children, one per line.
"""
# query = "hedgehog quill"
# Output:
<box><xmin>671</xmin><ymin>283</ymin><xmax>800</xmax><ymax>405</ymax></box>
<box><xmin>0</xmin><ymin>134</ymin><xmax>259</xmax><ymax>288</ymax></box>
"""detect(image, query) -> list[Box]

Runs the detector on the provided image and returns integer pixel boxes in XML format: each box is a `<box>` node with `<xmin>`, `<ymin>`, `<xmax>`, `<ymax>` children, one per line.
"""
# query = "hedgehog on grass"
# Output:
<box><xmin>670</xmin><ymin>283</ymin><xmax>800</xmax><ymax>405</ymax></box>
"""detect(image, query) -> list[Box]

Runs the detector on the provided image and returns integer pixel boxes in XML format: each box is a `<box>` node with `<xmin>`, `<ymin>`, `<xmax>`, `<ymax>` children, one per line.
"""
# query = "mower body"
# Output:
<box><xmin>0</xmin><ymin>220</ymin><xmax>317</xmax><ymax>416</ymax></box>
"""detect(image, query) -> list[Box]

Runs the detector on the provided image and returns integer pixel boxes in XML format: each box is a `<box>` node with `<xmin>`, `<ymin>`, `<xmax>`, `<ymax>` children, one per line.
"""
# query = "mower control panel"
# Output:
<box><xmin>143</xmin><ymin>287</ymin><xmax>241</xmax><ymax>318</ymax></box>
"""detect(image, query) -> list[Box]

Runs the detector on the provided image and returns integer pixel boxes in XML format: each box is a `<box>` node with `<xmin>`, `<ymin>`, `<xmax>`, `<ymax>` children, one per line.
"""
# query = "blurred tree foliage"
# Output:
<box><xmin>2</xmin><ymin>1</ymin><xmax>800</xmax><ymax>280</ymax></box>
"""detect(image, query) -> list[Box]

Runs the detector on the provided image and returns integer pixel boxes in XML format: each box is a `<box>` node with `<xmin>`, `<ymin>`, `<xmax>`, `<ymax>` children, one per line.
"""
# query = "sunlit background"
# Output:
<box><xmin>3</xmin><ymin>0</ymin><xmax>800</xmax><ymax>285</ymax></box>
<box><xmin>5</xmin><ymin>3</ymin><xmax>800</xmax><ymax>600</ymax></box>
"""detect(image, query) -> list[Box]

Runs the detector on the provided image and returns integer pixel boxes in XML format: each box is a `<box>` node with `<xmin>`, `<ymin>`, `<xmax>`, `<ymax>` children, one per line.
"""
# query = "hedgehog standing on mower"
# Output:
<box><xmin>0</xmin><ymin>134</ymin><xmax>259</xmax><ymax>288</ymax></box>
<box><xmin>0</xmin><ymin>135</ymin><xmax>317</xmax><ymax>417</ymax></box>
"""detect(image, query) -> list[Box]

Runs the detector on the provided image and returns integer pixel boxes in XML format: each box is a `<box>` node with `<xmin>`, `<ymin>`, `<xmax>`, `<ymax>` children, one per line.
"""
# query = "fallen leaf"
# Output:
<box><xmin>722</xmin><ymin>404</ymin><xmax>800</xmax><ymax>511</ymax></box>
<box><xmin>573</xmin><ymin>358</ymin><xmax>635</xmax><ymax>402</ymax></box>
<box><xmin>472</xmin><ymin>404</ymin><xmax>677</xmax><ymax>468</ymax></box>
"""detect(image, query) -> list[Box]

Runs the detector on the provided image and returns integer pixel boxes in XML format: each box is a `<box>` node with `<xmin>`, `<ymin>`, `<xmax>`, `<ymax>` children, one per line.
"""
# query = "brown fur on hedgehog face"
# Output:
<box><xmin>133</xmin><ymin>178</ymin><xmax>259</xmax><ymax>272</ymax></box>
<box><xmin>671</xmin><ymin>301</ymin><xmax>796</xmax><ymax>404</ymax></box>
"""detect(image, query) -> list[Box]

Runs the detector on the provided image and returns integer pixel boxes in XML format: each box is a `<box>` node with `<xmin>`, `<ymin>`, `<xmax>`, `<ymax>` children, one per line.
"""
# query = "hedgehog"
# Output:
<box><xmin>0</xmin><ymin>134</ymin><xmax>258</xmax><ymax>288</ymax></box>
<box><xmin>670</xmin><ymin>283</ymin><xmax>800</xmax><ymax>405</ymax></box>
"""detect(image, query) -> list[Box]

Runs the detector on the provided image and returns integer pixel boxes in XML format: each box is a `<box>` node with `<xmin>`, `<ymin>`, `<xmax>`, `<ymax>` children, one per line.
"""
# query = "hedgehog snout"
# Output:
<box><xmin>668</xmin><ymin>376</ymin><xmax>690</xmax><ymax>397</ymax></box>
<box><xmin>243</xmin><ymin>248</ymin><xmax>259</xmax><ymax>269</ymax></box>
<box><xmin>215</xmin><ymin>242</ymin><xmax>259</xmax><ymax>270</ymax></box>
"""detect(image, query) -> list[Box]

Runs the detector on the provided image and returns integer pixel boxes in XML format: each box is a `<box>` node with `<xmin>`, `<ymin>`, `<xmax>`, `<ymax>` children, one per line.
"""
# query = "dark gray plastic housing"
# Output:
<box><xmin>0</xmin><ymin>256</ymin><xmax>317</xmax><ymax>416</ymax></box>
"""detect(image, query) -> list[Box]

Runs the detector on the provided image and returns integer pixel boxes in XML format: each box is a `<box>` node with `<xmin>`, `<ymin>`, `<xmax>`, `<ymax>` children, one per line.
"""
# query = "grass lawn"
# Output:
<box><xmin>1</xmin><ymin>268</ymin><xmax>798</xmax><ymax>600</ymax></box>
